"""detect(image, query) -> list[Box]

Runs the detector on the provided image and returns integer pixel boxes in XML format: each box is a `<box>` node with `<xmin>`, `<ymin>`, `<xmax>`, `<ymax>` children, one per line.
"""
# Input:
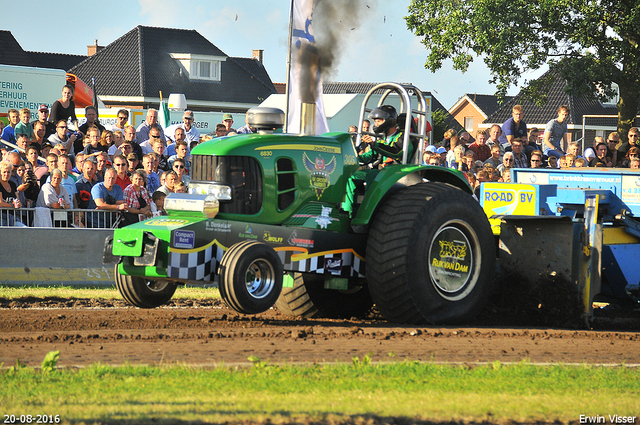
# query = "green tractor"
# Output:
<box><xmin>105</xmin><ymin>83</ymin><xmax>495</xmax><ymax>324</ymax></box>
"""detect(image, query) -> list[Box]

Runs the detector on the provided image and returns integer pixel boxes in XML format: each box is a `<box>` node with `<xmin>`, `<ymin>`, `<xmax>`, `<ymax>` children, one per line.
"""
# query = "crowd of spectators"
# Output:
<box><xmin>0</xmin><ymin>84</ymin><xmax>242</xmax><ymax>227</ymax></box>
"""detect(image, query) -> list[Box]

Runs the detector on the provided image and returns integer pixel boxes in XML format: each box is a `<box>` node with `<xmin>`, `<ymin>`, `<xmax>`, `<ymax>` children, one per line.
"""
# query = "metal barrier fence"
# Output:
<box><xmin>0</xmin><ymin>207</ymin><xmax>122</xmax><ymax>229</ymax></box>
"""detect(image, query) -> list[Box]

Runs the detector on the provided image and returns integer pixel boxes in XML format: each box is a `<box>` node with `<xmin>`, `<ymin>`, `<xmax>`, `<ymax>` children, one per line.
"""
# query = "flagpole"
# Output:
<box><xmin>284</xmin><ymin>0</ymin><xmax>295</xmax><ymax>133</ymax></box>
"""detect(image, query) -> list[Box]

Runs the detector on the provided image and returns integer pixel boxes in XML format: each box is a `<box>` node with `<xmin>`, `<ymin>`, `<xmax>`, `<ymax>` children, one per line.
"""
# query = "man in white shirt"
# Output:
<box><xmin>167</xmin><ymin>110</ymin><xmax>200</xmax><ymax>143</ymax></box>
<box><xmin>136</xmin><ymin>109</ymin><xmax>166</xmax><ymax>144</ymax></box>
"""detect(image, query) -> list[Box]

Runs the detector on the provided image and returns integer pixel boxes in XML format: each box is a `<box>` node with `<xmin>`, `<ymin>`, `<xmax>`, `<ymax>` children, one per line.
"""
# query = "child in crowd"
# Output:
<box><xmin>565</xmin><ymin>154</ymin><xmax>575</xmax><ymax>167</ymax></box>
<box><xmin>151</xmin><ymin>191</ymin><xmax>167</xmax><ymax>216</ymax></box>
<box><xmin>174</xmin><ymin>181</ymin><xmax>187</xmax><ymax>193</ymax></box>
<box><xmin>575</xmin><ymin>157</ymin><xmax>588</xmax><ymax>167</ymax></box>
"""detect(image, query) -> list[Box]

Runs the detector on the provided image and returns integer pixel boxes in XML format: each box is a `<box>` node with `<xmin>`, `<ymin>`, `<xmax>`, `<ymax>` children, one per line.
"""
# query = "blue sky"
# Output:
<box><xmin>3</xmin><ymin>0</ymin><xmax>541</xmax><ymax>109</ymax></box>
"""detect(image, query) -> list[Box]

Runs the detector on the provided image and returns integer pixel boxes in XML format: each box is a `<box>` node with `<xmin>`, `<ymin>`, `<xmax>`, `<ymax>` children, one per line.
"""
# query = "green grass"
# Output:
<box><xmin>0</xmin><ymin>285</ymin><xmax>220</xmax><ymax>300</ymax></box>
<box><xmin>1</xmin><ymin>356</ymin><xmax>638</xmax><ymax>424</ymax></box>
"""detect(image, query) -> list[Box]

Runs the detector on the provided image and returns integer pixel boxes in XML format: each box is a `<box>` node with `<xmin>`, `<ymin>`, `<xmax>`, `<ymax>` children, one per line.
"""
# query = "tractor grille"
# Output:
<box><xmin>191</xmin><ymin>155</ymin><xmax>262</xmax><ymax>215</ymax></box>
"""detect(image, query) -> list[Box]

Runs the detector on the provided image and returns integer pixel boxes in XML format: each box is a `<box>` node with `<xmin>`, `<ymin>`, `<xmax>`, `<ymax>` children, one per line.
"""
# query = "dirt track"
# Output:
<box><xmin>1</xmin><ymin>297</ymin><xmax>639</xmax><ymax>368</ymax></box>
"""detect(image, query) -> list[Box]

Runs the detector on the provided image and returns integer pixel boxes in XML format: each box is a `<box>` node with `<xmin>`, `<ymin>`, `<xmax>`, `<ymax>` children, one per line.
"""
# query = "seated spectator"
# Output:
<box><xmin>574</xmin><ymin>157</ymin><xmax>588</xmax><ymax>167</ymax></box>
<box><xmin>174</xmin><ymin>181</ymin><xmax>187</xmax><ymax>193</ymax></box>
<box><xmin>88</xmin><ymin>167</ymin><xmax>127</xmax><ymax>228</ymax></box>
<box><xmin>32</xmin><ymin>105</ymin><xmax>56</xmax><ymax>140</ymax></box>
<box><xmin>31</xmin><ymin>121</ymin><xmax>49</xmax><ymax>149</ymax></box>
<box><xmin>497</xmin><ymin>152</ymin><xmax>514</xmax><ymax>175</ymax></box>
<box><xmin>140</xmin><ymin>124</ymin><xmax>163</xmax><ymax>155</ymax></box>
<box><xmin>171</xmin><ymin>157</ymin><xmax>190</xmax><ymax>186</ymax></box>
<box><xmin>500</xmin><ymin>167</ymin><xmax>512</xmax><ymax>182</ymax></box>
<box><xmin>547</xmin><ymin>156</ymin><xmax>558</xmax><ymax>168</ymax></box>
<box><xmin>510</xmin><ymin>139</ymin><xmax>529</xmax><ymax>168</ymax></box>
<box><xmin>48</xmin><ymin>120</ymin><xmax>78</xmax><ymax>155</ymax></box>
<box><xmin>112</xmin><ymin>154</ymin><xmax>131</xmax><ymax>190</ymax></box>
<box><xmin>36</xmin><ymin>168</ymin><xmax>70</xmax><ymax>209</ymax></box>
<box><xmin>152</xmin><ymin>191</ymin><xmax>167</xmax><ymax>216</ymax></box>
<box><xmin>530</xmin><ymin>151</ymin><xmax>544</xmax><ymax>168</ymax></box>
<box><xmin>123</xmin><ymin>169</ymin><xmax>153</xmax><ymax>225</ymax></box>
<box><xmin>630</xmin><ymin>158</ymin><xmax>640</xmax><ymax>170</ymax></box>
<box><xmin>1</xmin><ymin>109</ymin><xmax>20</xmax><ymax>149</ymax></box>
<box><xmin>71</xmin><ymin>152</ymin><xmax>85</xmax><ymax>176</ymax></box>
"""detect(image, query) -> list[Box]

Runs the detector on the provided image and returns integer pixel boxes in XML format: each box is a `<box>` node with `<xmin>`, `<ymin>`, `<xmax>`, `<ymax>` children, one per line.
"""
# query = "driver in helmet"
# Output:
<box><xmin>343</xmin><ymin>105</ymin><xmax>409</xmax><ymax>216</ymax></box>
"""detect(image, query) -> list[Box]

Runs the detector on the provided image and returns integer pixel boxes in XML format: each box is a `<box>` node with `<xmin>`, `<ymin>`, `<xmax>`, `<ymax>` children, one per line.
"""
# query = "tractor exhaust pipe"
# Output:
<box><xmin>300</xmin><ymin>103</ymin><xmax>316</xmax><ymax>136</ymax></box>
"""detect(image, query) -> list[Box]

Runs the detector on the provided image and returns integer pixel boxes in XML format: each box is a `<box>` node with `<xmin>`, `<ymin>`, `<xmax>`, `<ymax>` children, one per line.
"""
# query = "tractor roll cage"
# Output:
<box><xmin>355</xmin><ymin>82</ymin><xmax>429</xmax><ymax>165</ymax></box>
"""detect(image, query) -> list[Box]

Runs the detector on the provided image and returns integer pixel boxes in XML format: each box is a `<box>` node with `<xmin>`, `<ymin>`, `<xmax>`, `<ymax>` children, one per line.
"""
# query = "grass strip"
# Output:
<box><xmin>0</xmin><ymin>285</ymin><xmax>219</xmax><ymax>300</ymax></box>
<box><xmin>1</xmin><ymin>357</ymin><xmax>638</xmax><ymax>423</ymax></box>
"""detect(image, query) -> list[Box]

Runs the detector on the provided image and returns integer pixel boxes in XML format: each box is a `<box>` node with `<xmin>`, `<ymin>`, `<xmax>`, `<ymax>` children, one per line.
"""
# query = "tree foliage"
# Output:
<box><xmin>406</xmin><ymin>0</ymin><xmax>640</xmax><ymax>138</ymax></box>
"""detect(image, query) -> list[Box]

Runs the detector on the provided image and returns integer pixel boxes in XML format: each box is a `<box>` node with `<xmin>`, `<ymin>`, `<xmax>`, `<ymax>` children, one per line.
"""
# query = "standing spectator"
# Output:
<box><xmin>1</xmin><ymin>109</ymin><xmax>20</xmax><ymax>148</ymax></box>
<box><xmin>48</xmin><ymin>155</ymin><xmax>78</xmax><ymax>208</ymax></box>
<box><xmin>467</xmin><ymin>130</ymin><xmax>491</xmax><ymax>162</ymax></box>
<box><xmin>617</xmin><ymin>128</ymin><xmax>639</xmax><ymax>165</ymax></box>
<box><xmin>152</xmin><ymin>137</ymin><xmax>169</xmax><ymax>172</ymax></box>
<box><xmin>212</xmin><ymin>123</ymin><xmax>228</xmax><ymax>138</ymax></box>
<box><xmin>168</xmin><ymin>141</ymin><xmax>190</xmax><ymax>175</ymax></box>
<box><xmin>127</xmin><ymin>153</ymin><xmax>141</xmax><ymax>171</ymax></box>
<box><xmin>171</xmin><ymin>157</ymin><xmax>189</xmax><ymax>185</ymax></box>
<box><xmin>95</xmin><ymin>152</ymin><xmax>108</xmax><ymax>182</ymax></box>
<box><xmin>31</xmin><ymin>105</ymin><xmax>56</xmax><ymax>139</ymax></box>
<box><xmin>510</xmin><ymin>140</ymin><xmax>529</xmax><ymax>168</ymax></box>
<box><xmin>112</xmin><ymin>154</ymin><xmax>131</xmax><ymax>191</ymax></box>
<box><xmin>142</xmin><ymin>154</ymin><xmax>160</xmax><ymax>194</ymax></box>
<box><xmin>458</xmin><ymin>132</ymin><xmax>471</xmax><ymax>147</ymax></box>
<box><xmin>110</xmin><ymin>109</ymin><xmax>129</xmax><ymax>135</ymax></box>
<box><xmin>606</xmin><ymin>132</ymin><xmax>619</xmax><ymax>165</ymax></box>
<box><xmin>567</xmin><ymin>142</ymin><xmax>583</xmax><ymax>161</ymax></box>
<box><xmin>236</xmin><ymin>114</ymin><xmax>255</xmax><ymax>134</ymax></box>
<box><xmin>497</xmin><ymin>152</ymin><xmax>514</xmax><ymax>175</ymax></box>
<box><xmin>108</xmin><ymin>130</ymin><xmax>124</xmax><ymax>160</ymax></box>
<box><xmin>140</xmin><ymin>125</ymin><xmax>163</xmax><ymax>155</ymax></box>
<box><xmin>499</xmin><ymin>105</ymin><xmax>527</xmax><ymax>147</ymax></box>
<box><xmin>79</xmin><ymin>106</ymin><xmax>106</xmax><ymax>136</ymax></box>
<box><xmin>75</xmin><ymin>159</ymin><xmax>97</xmax><ymax>210</ymax></box>
<box><xmin>152</xmin><ymin>191</ymin><xmax>167</xmax><ymax>216</ymax></box>
<box><xmin>445</xmin><ymin>136</ymin><xmax>460</xmax><ymax>168</ymax></box>
<box><xmin>48</xmin><ymin>120</ymin><xmax>78</xmax><ymax>155</ymax></box>
<box><xmin>621</xmin><ymin>147</ymin><xmax>640</xmax><ymax>168</ymax></box>
<box><xmin>0</xmin><ymin>160</ymin><xmax>21</xmax><ymax>207</ymax></box>
<box><xmin>485</xmin><ymin>124</ymin><xmax>504</xmax><ymax>155</ymax></box>
<box><xmin>18</xmin><ymin>161</ymin><xmax>40</xmax><ymax>208</ymax></box>
<box><xmin>155</xmin><ymin>170</ymin><xmax>178</xmax><ymax>196</ymax></box>
<box><xmin>32</xmin><ymin>121</ymin><xmax>48</xmax><ymax>150</ymax></box>
<box><xmin>99</xmin><ymin>130</ymin><xmax>114</xmax><ymax>150</ymax></box>
<box><xmin>82</xmin><ymin>126</ymin><xmax>106</xmax><ymax>157</ymax></box>
<box><xmin>123</xmin><ymin>169</ymin><xmax>153</xmax><ymax>224</ymax></box>
<box><xmin>484</xmin><ymin>145</ymin><xmax>503</xmax><ymax>168</ymax></box>
<box><xmin>14</xmin><ymin>108</ymin><xmax>34</xmax><ymax>140</ymax></box>
<box><xmin>49</xmin><ymin>84</ymin><xmax>80</xmax><ymax>134</ymax></box>
<box><xmin>590</xmin><ymin>143</ymin><xmax>613</xmax><ymax>167</ymax></box>
<box><xmin>441</xmin><ymin>128</ymin><xmax>455</xmax><ymax>149</ymax></box>
<box><xmin>27</xmin><ymin>147</ymin><xmax>47</xmax><ymax>179</ymax></box>
<box><xmin>136</xmin><ymin>109</ymin><xmax>165</xmax><ymax>144</ymax></box>
<box><xmin>36</xmin><ymin>168</ymin><xmax>70</xmax><ymax>210</ymax></box>
<box><xmin>89</xmin><ymin>167</ymin><xmax>127</xmax><ymax>228</ymax></box>
<box><xmin>527</xmin><ymin>127</ymin><xmax>541</xmax><ymax>153</ymax></box>
<box><xmin>167</xmin><ymin>110</ymin><xmax>200</xmax><ymax>143</ymax></box>
<box><xmin>222</xmin><ymin>113</ymin><xmax>236</xmax><ymax>133</ymax></box>
<box><xmin>122</xmin><ymin>125</ymin><xmax>143</xmax><ymax>161</ymax></box>
<box><xmin>39</xmin><ymin>153</ymin><xmax>59</xmax><ymax>187</ymax></box>
<box><xmin>542</xmin><ymin>105</ymin><xmax>570</xmax><ymax>159</ymax></box>
<box><xmin>164</xmin><ymin>127</ymin><xmax>187</xmax><ymax>157</ymax></box>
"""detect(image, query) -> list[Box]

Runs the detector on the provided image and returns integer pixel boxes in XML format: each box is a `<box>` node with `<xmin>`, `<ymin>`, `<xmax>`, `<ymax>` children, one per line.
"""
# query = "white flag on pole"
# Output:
<box><xmin>287</xmin><ymin>0</ymin><xmax>330</xmax><ymax>135</ymax></box>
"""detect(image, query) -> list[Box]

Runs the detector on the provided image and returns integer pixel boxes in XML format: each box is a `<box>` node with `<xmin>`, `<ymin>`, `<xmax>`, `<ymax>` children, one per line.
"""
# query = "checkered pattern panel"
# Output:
<box><xmin>278</xmin><ymin>250</ymin><xmax>365</xmax><ymax>278</ymax></box>
<box><xmin>167</xmin><ymin>244</ymin><xmax>224</xmax><ymax>281</ymax></box>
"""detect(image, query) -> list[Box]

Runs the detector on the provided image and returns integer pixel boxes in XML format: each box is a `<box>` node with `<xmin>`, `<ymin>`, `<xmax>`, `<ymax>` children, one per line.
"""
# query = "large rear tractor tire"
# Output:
<box><xmin>115</xmin><ymin>265</ymin><xmax>178</xmax><ymax>308</ymax></box>
<box><xmin>219</xmin><ymin>240</ymin><xmax>283</xmax><ymax>315</ymax></box>
<box><xmin>275</xmin><ymin>273</ymin><xmax>373</xmax><ymax>319</ymax></box>
<box><xmin>366</xmin><ymin>182</ymin><xmax>495</xmax><ymax>324</ymax></box>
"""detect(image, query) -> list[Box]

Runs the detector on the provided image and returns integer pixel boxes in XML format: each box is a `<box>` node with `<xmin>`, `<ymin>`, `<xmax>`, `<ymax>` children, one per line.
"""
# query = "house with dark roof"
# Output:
<box><xmin>0</xmin><ymin>30</ymin><xmax>87</xmax><ymax>71</ymax></box>
<box><xmin>483</xmin><ymin>68</ymin><xmax>625</xmax><ymax>149</ymax></box>
<box><xmin>449</xmin><ymin>94</ymin><xmax>514</xmax><ymax>136</ymax></box>
<box><xmin>69</xmin><ymin>26</ymin><xmax>276</xmax><ymax>113</ymax></box>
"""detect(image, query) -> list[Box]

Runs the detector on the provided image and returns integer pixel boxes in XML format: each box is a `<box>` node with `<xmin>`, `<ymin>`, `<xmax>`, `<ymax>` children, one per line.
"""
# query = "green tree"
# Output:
<box><xmin>406</xmin><ymin>0</ymin><xmax>640</xmax><ymax>141</ymax></box>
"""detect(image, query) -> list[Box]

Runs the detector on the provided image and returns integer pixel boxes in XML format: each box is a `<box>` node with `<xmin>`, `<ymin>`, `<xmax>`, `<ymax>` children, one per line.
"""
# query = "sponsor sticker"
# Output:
<box><xmin>303</xmin><ymin>153</ymin><xmax>336</xmax><ymax>199</ymax></box>
<box><xmin>263</xmin><ymin>230</ymin><xmax>283</xmax><ymax>244</ymax></box>
<box><xmin>174</xmin><ymin>230</ymin><xmax>195</xmax><ymax>249</ymax></box>
<box><xmin>288</xmin><ymin>230</ymin><xmax>314</xmax><ymax>248</ymax></box>
<box><xmin>206</xmin><ymin>221</ymin><xmax>231</xmax><ymax>233</ymax></box>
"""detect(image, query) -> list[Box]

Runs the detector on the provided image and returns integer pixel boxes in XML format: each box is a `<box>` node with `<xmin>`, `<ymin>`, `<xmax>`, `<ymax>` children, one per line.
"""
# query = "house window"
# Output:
<box><xmin>191</xmin><ymin>60</ymin><xmax>220</xmax><ymax>81</ymax></box>
<box><xmin>601</xmin><ymin>83</ymin><xmax>619</xmax><ymax>106</ymax></box>
<box><xmin>464</xmin><ymin>117</ymin><xmax>473</xmax><ymax>132</ymax></box>
<box><xmin>170</xmin><ymin>53</ymin><xmax>225</xmax><ymax>82</ymax></box>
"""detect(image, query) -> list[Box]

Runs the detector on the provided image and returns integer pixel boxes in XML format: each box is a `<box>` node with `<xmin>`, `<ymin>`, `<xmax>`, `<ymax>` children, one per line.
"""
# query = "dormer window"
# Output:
<box><xmin>170</xmin><ymin>53</ymin><xmax>225</xmax><ymax>82</ymax></box>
